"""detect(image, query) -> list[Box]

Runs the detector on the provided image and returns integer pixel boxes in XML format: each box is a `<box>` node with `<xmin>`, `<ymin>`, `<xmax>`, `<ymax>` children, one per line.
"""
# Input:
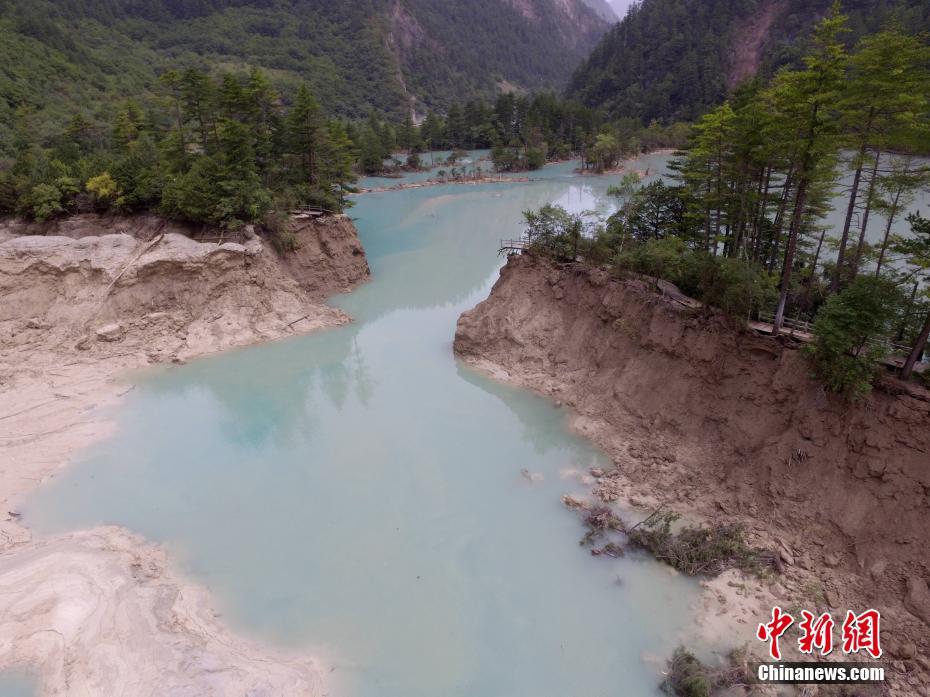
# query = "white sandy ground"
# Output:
<box><xmin>0</xmin><ymin>225</ymin><xmax>370</xmax><ymax>696</ymax></box>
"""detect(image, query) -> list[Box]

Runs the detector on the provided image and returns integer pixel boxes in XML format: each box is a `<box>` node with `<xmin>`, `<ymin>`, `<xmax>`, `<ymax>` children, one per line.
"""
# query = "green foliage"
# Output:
<box><xmin>2</xmin><ymin>68</ymin><xmax>357</xmax><ymax>227</ymax></box>
<box><xmin>84</xmin><ymin>172</ymin><xmax>120</xmax><ymax>209</ymax></box>
<box><xmin>807</xmin><ymin>276</ymin><xmax>904</xmax><ymax>398</ymax></box>
<box><xmin>623</xmin><ymin>181</ymin><xmax>690</xmax><ymax>242</ymax></box>
<box><xmin>661</xmin><ymin>648</ymin><xmax>712</xmax><ymax>697</ymax></box>
<box><xmin>619</xmin><ymin>237</ymin><xmax>690</xmax><ymax>287</ymax></box>
<box><xmin>624</xmin><ymin>243</ymin><xmax>775</xmax><ymax>319</ymax></box>
<box><xmin>0</xmin><ymin>0</ymin><xmax>609</xmax><ymax>152</ymax></box>
<box><xmin>26</xmin><ymin>183</ymin><xmax>66</xmax><ymax>222</ymax></box>
<box><xmin>522</xmin><ymin>205</ymin><xmax>599</xmax><ymax>262</ymax></box>
<box><xmin>525</xmin><ymin>147</ymin><xmax>547</xmax><ymax>171</ymax></box>
<box><xmin>569</xmin><ymin>0</ymin><xmax>930</xmax><ymax>124</ymax></box>
<box><xmin>690</xmin><ymin>256</ymin><xmax>778</xmax><ymax>321</ymax></box>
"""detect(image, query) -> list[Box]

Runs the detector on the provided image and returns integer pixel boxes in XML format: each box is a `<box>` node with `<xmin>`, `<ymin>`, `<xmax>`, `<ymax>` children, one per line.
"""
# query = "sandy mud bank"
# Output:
<box><xmin>0</xmin><ymin>213</ymin><xmax>369</xmax><ymax>694</ymax></box>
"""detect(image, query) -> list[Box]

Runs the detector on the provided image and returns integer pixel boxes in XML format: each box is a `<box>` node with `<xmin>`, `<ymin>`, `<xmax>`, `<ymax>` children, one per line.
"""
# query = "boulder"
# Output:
<box><xmin>95</xmin><ymin>323</ymin><xmax>124</xmax><ymax>342</ymax></box>
<box><xmin>904</xmin><ymin>576</ymin><xmax>930</xmax><ymax>626</ymax></box>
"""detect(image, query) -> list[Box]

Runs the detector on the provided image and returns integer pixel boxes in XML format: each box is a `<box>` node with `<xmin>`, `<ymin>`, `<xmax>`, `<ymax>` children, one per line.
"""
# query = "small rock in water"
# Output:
<box><xmin>561</xmin><ymin>494</ymin><xmax>587</xmax><ymax>510</ymax></box>
<box><xmin>520</xmin><ymin>468</ymin><xmax>544</xmax><ymax>483</ymax></box>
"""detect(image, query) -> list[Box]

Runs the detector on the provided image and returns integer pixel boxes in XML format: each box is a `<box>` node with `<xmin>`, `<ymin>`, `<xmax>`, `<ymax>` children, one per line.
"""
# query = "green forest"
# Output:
<box><xmin>527</xmin><ymin>8</ymin><xmax>930</xmax><ymax>394</ymax></box>
<box><xmin>569</xmin><ymin>0</ymin><xmax>930</xmax><ymax>123</ymax></box>
<box><xmin>0</xmin><ymin>68</ymin><xmax>687</xmax><ymax>229</ymax></box>
<box><xmin>0</xmin><ymin>0</ymin><xmax>607</xmax><ymax>156</ymax></box>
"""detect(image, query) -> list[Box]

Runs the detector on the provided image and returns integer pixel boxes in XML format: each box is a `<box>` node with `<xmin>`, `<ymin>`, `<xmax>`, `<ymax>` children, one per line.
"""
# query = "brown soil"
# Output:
<box><xmin>727</xmin><ymin>0</ymin><xmax>787</xmax><ymax>89</ymax></box>
<box><xmin>455</xmin><ymin>253</ymin><xmax>930</xmax><ymax>695</ymax></box>
<box><xmin>0</xmin><ymin>213</ymin><xmax>369</xmax><ymax>695</ymax></box>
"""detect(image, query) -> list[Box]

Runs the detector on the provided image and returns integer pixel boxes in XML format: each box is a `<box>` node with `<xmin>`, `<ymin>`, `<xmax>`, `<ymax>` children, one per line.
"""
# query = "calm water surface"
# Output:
<box><xmin>0</xmin><ymin>671</ymin><xmax>35</xmax><ymax>697</ymax></box>
<box><xmin>25</xmin><ymin>156</ymin><xmax>697</xmax><ymax>697</ymax></box>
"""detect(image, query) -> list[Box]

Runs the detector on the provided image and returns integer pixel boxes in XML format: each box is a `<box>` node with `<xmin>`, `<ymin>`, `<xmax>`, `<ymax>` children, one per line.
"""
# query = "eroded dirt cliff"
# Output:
<box><xmin>455</xmin><ymin>253</ymin><xmax>930</xmax><ymax>690</ymax></box>
<box><xmin>0</xmin><ymin>213</ymin><xmax>370</xmax><ymax>365</ymax></box>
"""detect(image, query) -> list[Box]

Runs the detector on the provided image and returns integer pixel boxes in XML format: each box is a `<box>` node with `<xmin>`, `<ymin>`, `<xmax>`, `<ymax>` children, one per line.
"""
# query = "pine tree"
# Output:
<box><xmin>831</xmin><ymin>28</ymin><xmax>930</xmax><ymax>291</ymax></box>
<box><xmin>287</xmin><ymin>85</ymin><xmax>328</xmax><ymax>187</ymax></box>
<box><xmin>768</xmin><ymin>5</ymin><xmax>848</xmax><ymax>335</ymax></box>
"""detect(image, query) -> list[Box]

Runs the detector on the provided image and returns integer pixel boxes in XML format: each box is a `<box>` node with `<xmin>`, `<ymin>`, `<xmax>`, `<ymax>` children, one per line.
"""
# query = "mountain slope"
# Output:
<box><xmin>567</xmin><ymin>0</ymin><xmax>930</xmax><ymax>123</ymax></box>
<box><xmin>0</xmin><ymin>0</ymin><xmax>609</xmax><ymax>152</ymax></box>
<box><xmin>579</xmin><ymin>0</ymin><xmax>617</xmax><ymax>22</ymax></box>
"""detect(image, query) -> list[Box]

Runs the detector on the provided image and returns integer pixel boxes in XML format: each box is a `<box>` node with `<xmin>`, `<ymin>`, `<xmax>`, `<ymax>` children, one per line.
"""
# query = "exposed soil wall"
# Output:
<box><xmin>0</xmin><ymin>214</ymin><xmax>370</xmax><ymax>365</ymax></box>
<box><xmin>455</xmin><ymin>253</ymin><xmax>930</xmax><ymax>690</ymax></box>
<box><xmin>281</xmin><ymin>214</ymin><xmax>370</xmax><ymax>298</ymax></box>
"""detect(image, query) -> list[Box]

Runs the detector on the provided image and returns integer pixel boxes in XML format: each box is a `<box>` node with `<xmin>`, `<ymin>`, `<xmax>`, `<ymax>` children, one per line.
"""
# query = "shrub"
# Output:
<box><xmin>525</xmin><ymin>146</ymin><xmax>547</xmax><ymax>170</ymax></box>
<box><xmin>807</xmin><ymin>276</ymin><xmax>903</xmax><ymax>399</ymax></box>
<box><xmin>617</xmin><ymin>243</ymin><xmax>776</xmax><ymax>320</ymax></box>
<box><xmin>263</xmin><ymin>209</ymin><xmax>300</xmax><ymax>255</ymax></box>
<box><xmin>618</xmin><ymin>237</ymin><xmax>688</xmax><ymax>288</ymax></box>
<box><xmin>661</xmin><ymin>647</ymin><xmax>747</xmax><ymax>697</ymax></box>
<box><xmin>662</xmin><ymin>648</ymin><xmax>711</xmax><ymax>697</ymax></box>
<box><xmin>626</xmin><ymin>510</ymin><xmax>775</xmax><ymax>576</ymax></box>
<box><xmin>695</xmin><ymin>256</ymin><xmax>777</xmax><ymax>320</ymax></box>
<box><xmin>26</xmin><ymin>183</ymin><xmax>66</xmax><ymax>222</ymax></box>
<box><xmin>86</xmin><ymin>172</ymin><xmax>122</xmax><ymax>210</ymax></box>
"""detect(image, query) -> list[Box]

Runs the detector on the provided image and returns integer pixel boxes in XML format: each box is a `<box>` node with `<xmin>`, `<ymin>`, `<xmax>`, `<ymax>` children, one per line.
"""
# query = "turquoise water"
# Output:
<box><xmin>24</xmin><ymin>156</ymin><xmax>697</xmax><ymax>697</ymax></box>
<box><xmin>0</xmin><ymin>672</ymin><xmax>34</xmax><ymax>697</ymax></box>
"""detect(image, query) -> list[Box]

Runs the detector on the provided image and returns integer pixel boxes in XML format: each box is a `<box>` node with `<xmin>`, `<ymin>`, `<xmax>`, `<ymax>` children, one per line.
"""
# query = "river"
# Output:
<box><xmin>18</xmin><ymin>155</ymin><xmax>697</xmax><ymax>697</ymax></box>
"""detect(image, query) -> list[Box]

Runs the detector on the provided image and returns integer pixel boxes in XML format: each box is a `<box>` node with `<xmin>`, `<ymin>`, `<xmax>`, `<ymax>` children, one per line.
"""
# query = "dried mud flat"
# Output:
<box><xmin>455</xmin><ymin>253</ymin><xmax>930</xmax><ymax>696</ymax></box>
<box><xmin>0</xmin><ymin>214</ymin><xmax>369</xmax><ymax>695</ymax></box>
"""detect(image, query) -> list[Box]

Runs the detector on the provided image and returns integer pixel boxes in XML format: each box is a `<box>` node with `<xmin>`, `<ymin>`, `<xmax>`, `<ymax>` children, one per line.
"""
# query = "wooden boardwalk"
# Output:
<box><xmin>499</xmin><ymin>239</ymin><xmax>530</xmax><ymax>255</ymax></box>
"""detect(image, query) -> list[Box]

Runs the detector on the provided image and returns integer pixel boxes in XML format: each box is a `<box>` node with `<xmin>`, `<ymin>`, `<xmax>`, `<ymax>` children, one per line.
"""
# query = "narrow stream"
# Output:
<box><xmin>23</xmin><ymin>156</ymin><xmax>698</xmax><ymax>697</ymax></box>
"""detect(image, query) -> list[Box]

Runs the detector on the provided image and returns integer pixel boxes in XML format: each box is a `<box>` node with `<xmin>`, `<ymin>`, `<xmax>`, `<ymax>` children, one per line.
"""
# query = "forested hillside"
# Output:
<box><xmin>0</xmin><ymin>0</ymin><xmax>608</xmax><ymax>155</ymax></box>
<box><xmin>567</xmin><ymin>0</ymin><xmax>930</xmax><ymax>123</ymax></box>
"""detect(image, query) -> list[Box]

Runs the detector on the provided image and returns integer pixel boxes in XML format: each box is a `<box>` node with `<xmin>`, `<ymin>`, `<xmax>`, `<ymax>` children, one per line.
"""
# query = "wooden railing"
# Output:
<box><xmin>757</xmin><ymin>312</ymin><xmax>813</xmax><ymax>334</ymax></box>
<box><xmin>499</xmin><ymin>238</ymin><xmax>530</xmax><ymax>255</ymax></box>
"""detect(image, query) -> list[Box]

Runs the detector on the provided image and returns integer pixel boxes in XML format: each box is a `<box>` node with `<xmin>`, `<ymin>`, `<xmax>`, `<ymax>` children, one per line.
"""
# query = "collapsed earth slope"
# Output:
<box><xmin>455</xmin><ymin>253</ymin><xmax>930</xmax><ymax>690</ymax></box>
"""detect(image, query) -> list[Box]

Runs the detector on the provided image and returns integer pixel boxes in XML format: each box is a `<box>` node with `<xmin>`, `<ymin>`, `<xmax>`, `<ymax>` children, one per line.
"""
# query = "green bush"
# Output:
<box><xmin>661</xmin><ymin>648</ymin><xmax>712</xmax><ymax>697</ymax></box>
<box><xmin>617</xmin><ymin>241</ymin><xmax>775</xmax><ymax>320</ymax></box>
<box><xmin>807</xmin><ymin>276</ymin><xmax>903</xmax><ymax>399</ymax></box>
<box><xmin>525</xmin><ymin>147</ymin><xmax>547</xmax><ymax>170</ymax></box>
<box><xmin>25</xmin><ymin>183</ymin><xmax>66</xmax><ymax>222</ymax></box>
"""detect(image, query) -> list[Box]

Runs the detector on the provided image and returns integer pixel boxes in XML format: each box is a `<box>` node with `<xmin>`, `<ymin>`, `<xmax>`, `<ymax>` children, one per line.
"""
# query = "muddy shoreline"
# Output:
<box><xmin>0</xmin><ymin>214</ymin><xmax>370</xmax><ymax>695</ymax></box>
<box><xmin>454</xmin><ymin>253</ymin><xmax>930</xmax><ymax>695</ymax></box>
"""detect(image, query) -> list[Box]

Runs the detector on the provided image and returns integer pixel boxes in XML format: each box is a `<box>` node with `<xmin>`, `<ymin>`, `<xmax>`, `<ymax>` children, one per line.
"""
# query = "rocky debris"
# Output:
<box><xmin>905</xmin><ymin>577</ymin><xmax>930</xmax><ymax>626</ymax></box>
<box><xmin>95</xmin><ymin>322</ymin><xmax>124</xmax><ymax>342</ymax></box>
